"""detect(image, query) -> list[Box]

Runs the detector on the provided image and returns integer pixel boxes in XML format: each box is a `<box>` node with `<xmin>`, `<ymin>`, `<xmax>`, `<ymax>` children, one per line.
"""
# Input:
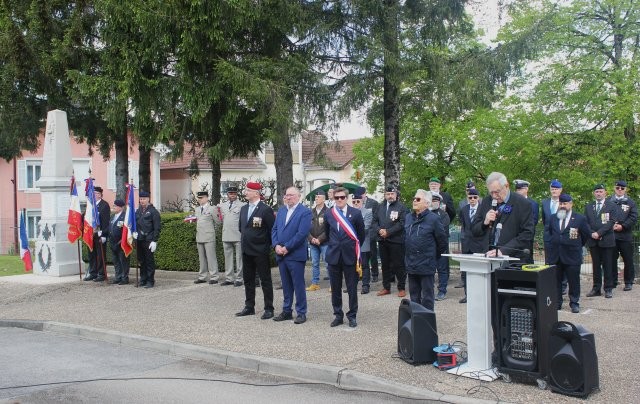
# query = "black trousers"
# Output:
<box><xmin>329</xmin><ymin>257</ymin><xmax>358</xmax><ymax>320</ymax></box>
<box><xmin>379</xmin><ymin>241</ymin><xmax>406</xmax><ymax>291</ymax></box>
<box><xmin>369</xmin><ymin>238</ymin><xmax>379</xmax><ymax>276</ymax></box>
<box><xmin>408</xmin><ymin>273</ymin><xmax>435</xmax><ymax>311</ymax></box>
<box><xmin>613</xmin><ymin>239</ymin><xmax>635</xmax><ymax>286</ymax></box>
<box><xmin>136</xmin><ymin>240</ymin><xmax>156</xmax><ymax>285</ymax></box>
<box><xmin>555</xmin><ymin>262</ymin><xmax>581</xmax><ymax>308</ymax></box>
<box><xmin>242</xmin><ymin>253</ymin><xmax>274</xmax><ymax>311</ymax></box>
<box><xmin>590</xmin><ymin>246</ymin><xmax>615</xmax><ymax>291</ymax></box>
<box><xmin>111</xmin><ymin>245</ymin><xmax>130</xmax><ymax>281</ymax></box>
<box><xmin>88</xmin><ymin>236</ymin><xmax>107</xmax><ymax>279</ymax></box>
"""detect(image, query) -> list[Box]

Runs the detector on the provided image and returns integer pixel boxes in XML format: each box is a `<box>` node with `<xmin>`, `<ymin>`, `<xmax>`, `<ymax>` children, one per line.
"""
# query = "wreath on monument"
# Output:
<box><xmin>38</xmin><ymin>244</ymin><xmax>52</xmax><ymax>272</ymax></box>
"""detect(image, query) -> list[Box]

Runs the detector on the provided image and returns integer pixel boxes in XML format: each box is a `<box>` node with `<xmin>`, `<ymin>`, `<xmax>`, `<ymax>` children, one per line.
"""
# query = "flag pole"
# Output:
<box><xmin>99</xmin><ymin>237</ymin><xmax>108</xmax><ymax>282</ymax></box>
<box><xmin>77</xmin><ymin>240</ymin><xmax>82</xmax><ymax>281</ymax></box>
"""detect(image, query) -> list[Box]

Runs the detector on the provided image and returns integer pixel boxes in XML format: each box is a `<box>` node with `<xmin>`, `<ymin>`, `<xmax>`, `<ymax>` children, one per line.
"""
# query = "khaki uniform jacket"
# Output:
<box><xmin>195</xmin><ymin>203</ymin><xmax>216</xmax><ymax>243</ymax></box>
<box><xmin>218</xmin><ymin>200</ymin><xmax>245</xmax><ymax>242</ymax></box>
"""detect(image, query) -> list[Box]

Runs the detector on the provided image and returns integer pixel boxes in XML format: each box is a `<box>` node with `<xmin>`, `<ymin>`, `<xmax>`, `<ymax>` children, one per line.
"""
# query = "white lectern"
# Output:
<box><xmin>444</xmin><ymin>253</ymin><xmax>517</xmax><ymax>381</ymax></box>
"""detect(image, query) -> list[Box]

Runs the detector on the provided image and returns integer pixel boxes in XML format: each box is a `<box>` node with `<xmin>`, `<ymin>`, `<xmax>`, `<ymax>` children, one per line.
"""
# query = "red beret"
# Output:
<box><xmin>246</xmin><ymin>182</ymin><xmax>262</xmax><ymax>191</ymax></box>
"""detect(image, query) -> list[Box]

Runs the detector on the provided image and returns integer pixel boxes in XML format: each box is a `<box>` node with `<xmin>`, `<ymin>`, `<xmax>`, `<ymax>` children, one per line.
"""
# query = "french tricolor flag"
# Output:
<box><xmin>67</xmin><ymin>176</ymin><xmax>83</xmax><ymax>243</ymax></box>
<box><xmin>120</xmin><ymin>183</ymin><xmax>137</xmax><ymax>257</ymax></box>
<box><xmin>82</xmin><ymin>178</ymin><xmax>98</xmax><ymax>251</ymax></box>
<box><xmin>19</xmin><ymin>212</ymin><xmax>32</xmax><ymax>272</ymax></box>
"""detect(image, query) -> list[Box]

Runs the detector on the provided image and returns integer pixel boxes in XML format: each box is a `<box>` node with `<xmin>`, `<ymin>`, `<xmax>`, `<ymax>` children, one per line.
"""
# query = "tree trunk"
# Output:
<box><xmin>382</xmin><ymin>0</ymin><xmax>401</xmax><ymax>189</ymax></box>
<box><xmin>272</xmin><ymin>124</ymin><xmax>294</xmax><ymax>206</ymax></box>
<box><xmin>138</xmin><ymin>144</ymin><xmax>151</xmax><ymax>195</ymax></box>
<box><xmin>210</xmin><ymin>156</ymin><xmax>221</xmax><ymax>205</ymax></box>
<box><xmin>114</xmin><ymin>128</ymin><xmax>129</xmax><ymax>200</ymax></box>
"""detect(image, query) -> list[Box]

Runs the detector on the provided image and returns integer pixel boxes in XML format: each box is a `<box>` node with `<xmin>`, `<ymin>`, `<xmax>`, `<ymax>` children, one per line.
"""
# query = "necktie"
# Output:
<box><xmin>470</xmin><ymin>208</ymin><xmax>476</xmax><ymax>219</ymax></box>
<box><xmin>200</xmin><ymin>206</ymin><xmax>204</xmax><ymax>214</ymax></box>
<box><xmin>229</xmin><ymin>201</ymin><xmax>233</xmax><ymax>210</ymax></box>
<box><xmin>560</xmin><ymin>217</ymin><xmax>567</xmax><ymax>232</ymax></box>
<box><xmin>596</xmin><ymin>202</ymin><xmax>602</xmax><ymax>215</ymax></box>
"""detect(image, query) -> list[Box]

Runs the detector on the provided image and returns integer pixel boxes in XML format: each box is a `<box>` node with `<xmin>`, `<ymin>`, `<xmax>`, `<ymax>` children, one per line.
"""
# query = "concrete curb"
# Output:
<box><xmin>0</xmin><ymin>319</ymin><xmax>501</xmax><ymax>403</ymax></box>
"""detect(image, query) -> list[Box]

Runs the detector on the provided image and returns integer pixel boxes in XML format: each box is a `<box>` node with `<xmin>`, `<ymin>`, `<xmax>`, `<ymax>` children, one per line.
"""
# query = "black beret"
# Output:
<box><xmin>114</xmin><ymin>199</ymin><xmax>125</xmax><ymax>207</ymax></box>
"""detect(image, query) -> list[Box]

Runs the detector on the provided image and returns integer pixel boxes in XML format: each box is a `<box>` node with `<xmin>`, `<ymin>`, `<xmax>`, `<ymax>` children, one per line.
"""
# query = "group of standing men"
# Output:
<box><xmin>83</xmin><ymin>187</ymin><xmax>161</xmax><ymax>288</ymax></box>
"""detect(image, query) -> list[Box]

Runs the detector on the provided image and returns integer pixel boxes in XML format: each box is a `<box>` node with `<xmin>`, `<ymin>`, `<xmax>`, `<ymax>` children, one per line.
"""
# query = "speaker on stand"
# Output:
<box><xmin>397</xmin><ymin>299</ymin><xmax>438</xmax><ymax>364</ymax></box>
<box><xmin>548</xmin><ymin>321</ymin><xmax>599</xmax><ymax>397</ymax></box>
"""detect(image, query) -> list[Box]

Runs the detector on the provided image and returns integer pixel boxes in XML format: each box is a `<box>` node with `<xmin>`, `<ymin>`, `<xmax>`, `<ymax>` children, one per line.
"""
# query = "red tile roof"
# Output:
<box><xmin>160</xmin><ymin>147</ymin><xmax>266</xmax><ymax>171</ymax></box>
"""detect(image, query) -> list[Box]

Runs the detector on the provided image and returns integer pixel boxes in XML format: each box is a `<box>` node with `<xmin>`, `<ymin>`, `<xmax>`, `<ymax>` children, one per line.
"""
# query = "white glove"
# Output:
<box><xmin>100</xmin><ymin>237</ymin><xmax>106</xmax><ymax>244</ymax></box>
<box><xmin>149</xmin><ymin>241</ymin><xmax>157</xmax><ymax>252</ymax></box>
<box><xmin>97</xmin><ymin>230</ymin><xmax>102</xmax><ymax>237</ymax></box>
<box><xmin>132</xmin><ymin>232</ymin><xmax>138</xmax><ymax>240</ymax></box>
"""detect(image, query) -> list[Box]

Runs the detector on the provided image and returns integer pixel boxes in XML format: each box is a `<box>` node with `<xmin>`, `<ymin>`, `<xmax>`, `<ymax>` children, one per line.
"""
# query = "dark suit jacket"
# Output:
<box><xmin>540</xmin><ymin>198</ymin><xmax>555</xmax><ymax>226</ymax></box>
<box><xmin>529</xmin><ymin>198</ymin><xmax>540</xmax><ymax>227</ymax></box>
<box><xmin>324</xmin><ymin>206</ymin><xmax>365</xmax><ymax>266</ymax></box>
<box><xmin>460</xmin><ymin>204</ymin><xmax>489</xmax><ymax>253</ymax></box>
<box><xmin>109</xmin><ymin>211</ymin><xmax>125</xmax><ymax>249</ymax></box>
<box><xmin>272</xmin><ymin>204</ymin><xmax>312</xmax><ymax>263</ymax></box>
<box><xmin>439</xmin><ymin>190</ymin><xmax>456</xmax><ymax>222</ymax></box>
<box><xmin>471</xmin><ymin>191</ymin><xmax>534</xmax><ymax>261</ymax></box>
<box><xmin>544</xmin><ymin>212</ymin><xmax>591</xmax><ymax>266</ymax></box>
<box><xmin>584</xmin><ymin>200</ymin><xmax>619</xmax><ymax>248</ymax></box>
<box><xmin>239</xmin><ymin>201</ymin><xmax>275</xmax><ymax>256</ymax></box>
<box><xmin>609</xmin><ymin>195</ymin><xmax>638</xmax><ymax>242</ymax></box>
<box><xmin>96</xmin><ymin>199</ymin><xmax>111</xmax><ymax>237</ymax></box>
<box><xmin>371</xmin><ymin>199</ymin><xmax>406</xmax><ymax>244</ymax></box>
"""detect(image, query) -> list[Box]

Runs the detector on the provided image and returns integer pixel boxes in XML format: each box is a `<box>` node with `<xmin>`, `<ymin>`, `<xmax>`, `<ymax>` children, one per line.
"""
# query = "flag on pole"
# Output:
<box><xmin>67</xmin><ymin>176</ymin><xmax>83</xmax><ymax>243</ymax></box>
<box><xmin>121</xmin><ymin>183</ymin><xmax>137</xmax><ymax>257</ymax></box>
<box><xmin>19</xmin><ymin>212</ymin><xmax>33</xmax><ymax>272</ymax></box>
<box><xmin>82</xmin><ymin>178</ymin><xmax>99</xmax><ymax>251</ymax></box>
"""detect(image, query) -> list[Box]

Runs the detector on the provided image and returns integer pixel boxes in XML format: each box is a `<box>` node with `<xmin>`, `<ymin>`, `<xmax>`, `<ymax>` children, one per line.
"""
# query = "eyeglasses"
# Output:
<box><xmin>616</xmin><ymin>186</ymin><xmax>626</xmax><ymax>190</ymax></box>
<box><xmin>352</xmin><ymin>200</ymin><xmax>362</xmax><ymax>204</ymax></box>
<box><xmin>468</xmin><ymin>196</ymin><xmax>478</xmax><ymax>200</ymax></box>
<box><xmin>413</xmin><ymin>197</ymin><xmax>421</xmax><ymax>202</ymax></box>
<box><xmin>334</xmin><ymin>195</ymin><xmax>347</xmax><ymax>200</ymax></box>
<box><xmin>284</xmin><ymin>194</ymin><xmax>296</xmax><ymax>197</ymax></box>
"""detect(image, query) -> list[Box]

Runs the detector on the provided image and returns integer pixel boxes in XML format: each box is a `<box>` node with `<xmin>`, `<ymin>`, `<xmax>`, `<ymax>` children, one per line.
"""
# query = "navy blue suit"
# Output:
<box><xmin>271</xmin><ymin>204</ymin><xmax>312</xmax><ymax>316</ymax></box>
<box><xmin>584</xmin><ymin>199</ymin><xmax>620</xmax><ymax>292</ymax></box>
<box><xmin>324</xmin><ymin>206</ymin><xmax>365</xmax><ymax>321</ymax></box>
<box><xmin>544</xmin><ymin>212</ymin><xmax>591</xmax><ymax>309</ymax></box>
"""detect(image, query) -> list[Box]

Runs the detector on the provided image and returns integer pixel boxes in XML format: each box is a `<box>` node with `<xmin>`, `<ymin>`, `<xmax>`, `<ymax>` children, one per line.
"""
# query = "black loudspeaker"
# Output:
<box><xmin>397</xmin><ymin>299</ymin><xmax>438</xmax><ymax>364</ymax></box>
<box><xmin>548</xmin><ymin>321</ymin><xmax>599</xmax><ymax>397</ymax></box>
<box><xmin>495</xmin><ymin>265</ymin><xmax>557</xmax><ymax>382</ymax></box>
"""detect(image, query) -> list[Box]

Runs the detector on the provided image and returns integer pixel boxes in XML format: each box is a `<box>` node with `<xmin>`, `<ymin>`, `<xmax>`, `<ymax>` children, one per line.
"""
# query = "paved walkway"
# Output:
<box><xmin>1</xmin><ymin>267</ymin><xmax>638</xmax><ymax>403</ymax></box>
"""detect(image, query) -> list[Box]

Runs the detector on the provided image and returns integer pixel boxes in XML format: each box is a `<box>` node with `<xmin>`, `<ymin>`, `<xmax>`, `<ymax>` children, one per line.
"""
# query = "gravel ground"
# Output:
<box><xmin>1</xmin><ymin>267</ymin><xmax>637</xmax><ymax>403</ymax></box>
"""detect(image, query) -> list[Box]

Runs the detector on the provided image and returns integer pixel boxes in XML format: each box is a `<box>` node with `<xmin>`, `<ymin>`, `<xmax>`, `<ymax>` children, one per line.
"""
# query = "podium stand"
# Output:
<box><xmin>444</xmin><ymin>254</ymin><xmax>517</xmax><ymax>381</ymax></box>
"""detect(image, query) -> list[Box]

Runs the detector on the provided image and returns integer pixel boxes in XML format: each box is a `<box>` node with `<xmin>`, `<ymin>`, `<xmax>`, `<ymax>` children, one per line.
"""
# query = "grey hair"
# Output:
<box><xmin>486</xmin><ymin>172</ymin><xmax>508</xmax><ymax>187</ymax></box>
<box><xmin>415</xmin><ymin>189</ymin><xmax>433</xmax><ymax>208</ymax></box>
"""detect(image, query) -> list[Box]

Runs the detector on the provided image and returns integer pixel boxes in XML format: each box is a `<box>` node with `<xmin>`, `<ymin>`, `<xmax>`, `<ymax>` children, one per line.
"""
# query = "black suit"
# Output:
<box><xmin>371</xmin><ymin>199</ymin><xmax>407</xmax><ymax>291</ymax></box>
<box><xmin>239</xmin><ymin>201</ymin><xmax>275</xmax><ymax>312</ymax></box>
<box><xmin>584</xmin><ymin>199</ymin><xmax>620</xmax><ymax>292</ymax></box>
<box><xmin>544</xmin><ymin>212</ymin><xmax>591</xmax><ymax>309</ymax></box>
<box><xmin>324</xmin><ymin>206</ymin><xmax>365</xmax><ymax>321</ymax></box>
<box><xmin>363</xmin><ymin>196</ymin><xmax>380</xmax><ymax>277</ymax></box>
<box><xmin>88</xmin><ymin>199</ymin><xmax>111</xmax><ymax>280</ymax></box>
<box><xmin>610</xmin><ymin>195</ymin><xmax>638</xmax><ymax>287</ymax></box>
<box><xmin>109</xmin><ymin>211</ymin><xmax>129</xmax><ymax>282</ymax></box>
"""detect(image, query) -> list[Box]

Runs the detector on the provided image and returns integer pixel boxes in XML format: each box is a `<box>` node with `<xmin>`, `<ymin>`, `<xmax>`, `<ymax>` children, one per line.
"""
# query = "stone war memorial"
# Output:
<box><xmin>33</xmin><ymin>110</ymin><xmax>78</xmax><ymax>276</ymax></box>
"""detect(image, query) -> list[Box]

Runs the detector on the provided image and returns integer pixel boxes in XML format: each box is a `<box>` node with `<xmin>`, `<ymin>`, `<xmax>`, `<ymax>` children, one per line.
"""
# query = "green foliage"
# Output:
<box><xmin>0</xmin><ymin>255</ymin><xmax>26</xmax><ymax>276</ymax></box>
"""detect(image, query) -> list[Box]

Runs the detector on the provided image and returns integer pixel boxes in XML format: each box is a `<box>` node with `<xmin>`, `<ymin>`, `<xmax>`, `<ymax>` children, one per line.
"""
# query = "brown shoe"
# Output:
<box><xmin>397</xmin><ymin>290</ymin><xmax>406</xmax><ymax>298</ymax></box>
<box><xmin>377</xmin><ymin>289</ymin><xmax>391</xmax><ymax>296</ymax></box>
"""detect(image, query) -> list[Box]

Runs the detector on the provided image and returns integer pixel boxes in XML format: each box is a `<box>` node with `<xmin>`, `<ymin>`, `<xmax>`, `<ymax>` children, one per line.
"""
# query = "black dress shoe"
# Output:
<box><xmin>323</xmin><ymin>276</ymin><xmax>330</xmax><ymax>281</ymax></box>
<box><xmin>234</xmin><ymin>281</ymin><xmax>243</xmax><ymax>287</ymax></box>
<box><xmin>194</xmin><ymin>279</ymin><xmax>206</xmax><ymax>284</ymax></box>
<box><xmin>138</xmin><ymin>281</ymin><xmax>147</xmax><ymax>287</ymax></box>
<box><xmin>586</xmin><ymin>288</ymin><xmax>601</xmax><ymax>297</ymax></box>
<box><xmin>235</xmin><ymin>307</ymin><xmax>255</xmax><ymax>317</ymax></box>
<box><xmin>220</xmin><ymin>280</ymin><xmax>234</xmax><ymax>286</ymax></box>
<box><xmin>624</xmin><ymin>284</ymin><xmax>633</xmax><ymax>291</ymax></box>
<box><xmin>348</xmin><ymin>318</ymin><xmax>357</xmax><ymax>328</ymax></box>
<box><xmin>294</xmin><ymin>314</ymin><xmax>306</xmax><ymax>324</ymax></box>
<box><xmin>109</xmin><ymin>279</ymin><xmax>120</xmax><ymax>284</ymax></box>
<box><xmin>330</xmin><ymin>317</ymin><xmax>343</xmax><ymax>327</ymax></box>
<box><xmin>143</xmin><ymin>283</ymin><xmax>154</xmax><ymax>288</ymax></box>
<box><xmin>93</xmin><ymin>278</ymin><xmax>105</xmax><ymax>282</ymax></box>
<box><xmin>83</xmin><ymin>276</ymin><xmax>96</xmax><ymax>281</ymax></box>
<box><xmin>371</xmin><ymin>276</ymin><xmax>378</xmax><ymax>283</ymax></box>
<box><xmin>459</xmin><ymin>296</ymin><xmax>467</xmax><ymax>304</ymax></box>
<box><xmin>361</xmin><ymin>286</ymin><xmax>369</xmax><ymax>294</ymax></box>
<box><xmin>605</xmin><ymin>290</ymin><xmax>613</xmax><ymax>298</ymax></box>
<box><xmin>261</xmin><ymin>310</ymin><xmax>274</xmax><ymax>320</ymax></box>
<box><xmin>571</xmin><ymin>305</ymin><xmax>580</xmax><ymax>313</ymax></box>
<box><xmin>273</xmin><ymin>311</ymin><xmax>293</xmax><ymax>321</ymax></box>
<box><xmin>208</xmin><ymin>279</ymin><xmax>218</xmax><ymax>284</ymax></box>
<box><xmin>118</xmin><ymin>280</ymin><xmax>129</xmax><ymax>285</ymax></box>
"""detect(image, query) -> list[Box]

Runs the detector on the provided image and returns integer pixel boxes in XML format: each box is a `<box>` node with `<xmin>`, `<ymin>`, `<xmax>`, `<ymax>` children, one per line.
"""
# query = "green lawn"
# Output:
<box><xmin>0</xmin><ymin>255</ymin><xmax>30</xmax><ymax>276</ymax></box>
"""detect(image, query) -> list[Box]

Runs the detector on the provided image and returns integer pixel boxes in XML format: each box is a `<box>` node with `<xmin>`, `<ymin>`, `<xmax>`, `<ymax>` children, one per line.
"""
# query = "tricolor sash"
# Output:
<box><xmin>331</xmin><ymin>207</ymin><xmax>362</xmax><ymax>277</ymax></box>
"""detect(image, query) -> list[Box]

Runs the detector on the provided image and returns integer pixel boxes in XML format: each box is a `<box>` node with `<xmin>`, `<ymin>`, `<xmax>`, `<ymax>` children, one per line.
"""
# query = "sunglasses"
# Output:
<box><xmin>413</xmin><ymin>197</ymin><xmax>421</xmax><ymax>202</ymax></box>
<box><xmin>468</xmin><ymin>196</ymin><xmax>478</xmax><ymax>200</ymax></box>
<box><xmin>334</xmin><ymin>195</ymin><xmax>347</xmax><ymax>200</ymax></box>
<box><xmin>616</xmin><ymin>186</ymin><xmax>626</xmax><ymax>190</ymax></box>
<box><xmin>352</xmin><ymin>200</ymin><xmax>362</xmax><ymax>204</ymax></box>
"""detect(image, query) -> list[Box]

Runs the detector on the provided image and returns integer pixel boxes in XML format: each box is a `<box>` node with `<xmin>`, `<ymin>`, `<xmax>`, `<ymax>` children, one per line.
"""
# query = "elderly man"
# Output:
<box><xmin>358</xmin><ymin>186</ymin><xmax>380</xmax><ymax>282</ymax></box>
<box><xmin>428</xmin><ymin>177</ymin><xmax>456</xmax><ymax>222</ymax></box>
<box><xmin>585</xmin><ymin>184</ymin><xmax>620</xmax><ymax>299</ymax></box>
<box><xmin>405</xmin><ymin>189</ymin><xmax>447</xmax><ymax>311</ymax></box>
<box><xmin>236</xmin><ymin>182</ymin><xmax>275</xmax><ymax>319</ymax></box>
<box><xmin>135</xmin><ymin>190</ymin><xmax>162</xmax><ymax>288</ymax></box>
<box><xmin>307</xmin><ymin>190</ymin><xmax>329</xmax><ymax>291</ymax></box>
<box><xmin>351</xmin><ymin>189</ymin><xmax>373</xmax><ymax>294</ymax></box>
<box><xmin>324</xmin><ymin>186</ymin><xmax>365</xmax><ymax>327</ymax></box>
<box><xmin>218</xmin><ymin>186</ymin><xmax>245</xmax><ymax>287</ymax></box>
<box><xmin>194</xmin><ymin>191</ymin><xmax>220</xmax><ymax>284</ymax></box>
<box><xmin>544</xmin><ymin>194</ymin><xmax>591</xmax><ymax>313</ymax></box>
<box><xmin>271</xmin><ymin>186</ymin><xmax>312</xmax><ymax>324</ymax></box>
<box><xmin>372</xmin><ymin>185</ymin><xmax>407</xmax><ymax>297</ymax></box>
<box><xmin>430</xmin><ymin>193</ymin><xmax>451</xmax><ymax>301</ymax></box>
<box><xmin>109</xmin><ymin>199</ymin><xmax>129</xmax><ymax>285</ymax></box>
<box><xmin>458</xmin><ymin>188</ymin><xmax>488</xmax><ymax>303</ymax></box>
<box><xmin>85</xmin><ymin>186</ymin><xmax>111</xmax><ymax>282</ymax></box>
<box><xmin>610</xmin><ymin>180</ymin><xmax>637</xmax><ymax>291</ymax></box>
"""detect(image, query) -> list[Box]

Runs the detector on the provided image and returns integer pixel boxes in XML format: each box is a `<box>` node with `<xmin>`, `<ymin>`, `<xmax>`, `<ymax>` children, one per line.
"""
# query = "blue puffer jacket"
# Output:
<box><xmin>404</xmin><ymin>210</ymin><xmax>447</xmax><ymax>275</ymax></box>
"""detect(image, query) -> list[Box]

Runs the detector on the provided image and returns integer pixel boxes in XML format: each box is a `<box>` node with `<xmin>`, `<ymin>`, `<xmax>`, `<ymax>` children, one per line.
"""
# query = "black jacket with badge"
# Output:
<box><xmin>371</xmin><ymin>199</ymin><xmax>407</xmax><ymax>244</ymax></box>
<box><xmin>239</xmin><ymin>201</ymin><xmax>275</xmax><ymax>256</ymax></box>
<box><xmin>135</xmin><ymin>204</ymin><xmax>161</xmax><ymax>242</ymax></box>
<box><xmin>609</xmin><ymin>195</ymin><xmax>638</xmax><ymax>242</ymax></box>
<box><xmin>584</xmin><ymin>199</ymin><xmax>619</xmax><ymax>248</ymax></box>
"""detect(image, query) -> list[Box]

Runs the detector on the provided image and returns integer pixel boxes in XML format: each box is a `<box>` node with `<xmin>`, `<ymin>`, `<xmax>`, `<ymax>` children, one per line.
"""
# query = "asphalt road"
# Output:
<box><xmin>0</xmin><ymin>327</ymin><xmax>432</xmax><ymax>404</ymax></box>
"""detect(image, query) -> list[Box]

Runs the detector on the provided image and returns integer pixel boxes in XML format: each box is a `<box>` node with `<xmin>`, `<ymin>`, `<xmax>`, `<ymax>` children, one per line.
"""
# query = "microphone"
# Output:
<box><xmin>488</xmin><ymin>199</ymin><xmax>498</xmax><ymax>228</ymax></box>
<box><xmin>487</xmin><ymin>244</ymin><xmax>531</xmax><ymax>256</ymax></box>
<box><xmin>493</xmin><ymin>223</ymin><xmax>502</xmax><ymax>256</ymax></box>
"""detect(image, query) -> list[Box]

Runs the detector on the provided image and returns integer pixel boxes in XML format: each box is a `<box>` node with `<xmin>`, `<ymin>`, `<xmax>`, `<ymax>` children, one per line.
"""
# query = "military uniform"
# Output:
<box><xmin>135</xmin><ymin>197</ymin><xmax>161</xmax><ymax>287</ymax></box>
<box><xmin>195</xmin><ymin>196</ymin><xmax>219</xmax><ymax>283</ymax></box>
<box><xmin>219</xmin><ymin>196</ymin><xmax>245</xmax><ymax>284</ymax></box>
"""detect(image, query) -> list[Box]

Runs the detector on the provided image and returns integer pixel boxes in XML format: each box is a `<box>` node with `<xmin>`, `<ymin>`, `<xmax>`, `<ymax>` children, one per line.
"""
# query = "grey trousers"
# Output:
<box><xmin>197</xmin><ymin>241</ymin><xmax>219</xmax><ymax>280</ymax></box>
<box><xmin>222</xmin><ymin>241</ymin><xmax>243</xmax><ymax>282</ymax></box>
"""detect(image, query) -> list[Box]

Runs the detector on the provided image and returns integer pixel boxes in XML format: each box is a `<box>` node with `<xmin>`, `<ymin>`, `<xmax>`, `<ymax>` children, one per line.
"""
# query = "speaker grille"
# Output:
<box><xmin>398</xmin><ymin>323</ymin><xmax>414</xmax><ymax>360</ymax></box>
<box><xmin>550</xmin><ymin>352</ymin><xmax>583</xmax><ymax>391</ymax></box>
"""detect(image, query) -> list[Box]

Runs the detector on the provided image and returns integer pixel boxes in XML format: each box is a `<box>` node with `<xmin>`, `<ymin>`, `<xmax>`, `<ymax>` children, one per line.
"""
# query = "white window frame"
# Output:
<box><xmin>25</xmin><ymin>209</ymin><xmax>41</xmax><ymax>240</ymax></box>
<box><xmin>17</xmin><ymin>159</ymin><xmax>43</xmax><ymax>191</ymax></box>
<box><xmin>108</xmin><ymin>159</ymin><xmax>139</xmax><ymax>191</ymax></box>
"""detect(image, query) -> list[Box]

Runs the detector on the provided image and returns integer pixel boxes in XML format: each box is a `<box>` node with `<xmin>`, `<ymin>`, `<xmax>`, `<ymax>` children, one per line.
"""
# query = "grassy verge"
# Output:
<box><xmin>0</xmin><ymin>255</ymin><xmax>29</xmax><ymax>276</ymax></box>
